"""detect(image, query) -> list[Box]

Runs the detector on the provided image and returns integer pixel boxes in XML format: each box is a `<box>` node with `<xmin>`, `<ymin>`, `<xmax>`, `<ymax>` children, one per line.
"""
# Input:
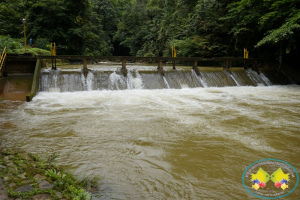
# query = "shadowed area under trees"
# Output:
<box><xmin>0</xmin><ymin>0</ymin><xmax>299</xmax><ymax>69</ymax></box>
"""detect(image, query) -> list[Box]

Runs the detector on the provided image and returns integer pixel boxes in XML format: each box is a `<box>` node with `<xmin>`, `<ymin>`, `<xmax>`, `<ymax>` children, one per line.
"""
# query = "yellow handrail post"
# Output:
<box><xmin>171</xmin><ymin>45</ymin><xmax>177</xmax><ymax>69</ymax></box>
<box><xmin>244</xmin><ymin>48</ymin><xmax>249</xmax><ymax>59</ymax></box>
<box><xmin>22</xmin><ymin>18</ymin><xmax>27</xmax><ymax>53</ymax></box>
<box><xmin>51</xmin><ymin>43</ymin><xmax>56</xmax><ymax>70</ymax></box>
<box><xmin>51</xmin><ymin>43</ymin><xmax>56</xmax><ymax>56</ymax></box>
<box><xmin>243</xmin><ymin>48</ymin><xmax>249</xmax><ymax>69</ymax></box>
<box><xmin>0</xmin><ymin>47</ymin><xmax>7</xmax><ymax>77</ymax></box>
<box><xmin>24</xmin><ymin>23</ymin><xmax>26</xmax><ymax>53</ymax></box>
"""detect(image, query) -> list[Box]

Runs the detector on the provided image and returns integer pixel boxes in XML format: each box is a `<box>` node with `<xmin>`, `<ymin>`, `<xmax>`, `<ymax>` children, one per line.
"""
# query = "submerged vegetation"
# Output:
<box><xmin>0</xmin><ymin>0</ymin><xmax>299</xmax><ymax>67</ymax></box>
<box><xmin>0</xmin><ymin>148</ymin><xmax>99</xmax><ymax>199</ymax></box>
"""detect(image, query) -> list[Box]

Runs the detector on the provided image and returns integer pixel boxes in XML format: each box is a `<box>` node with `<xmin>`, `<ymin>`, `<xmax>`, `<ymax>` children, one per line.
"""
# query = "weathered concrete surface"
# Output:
<box><xmin>0</xmin><ymin>177</ymin><xmax>8</xmax><ymax>200</ymax></box>
<box><xmin>0</xmin><ymin>92</ymin><xmax>31</xmax><ymax>101</ymax></box>
<box><xmin>0</xmin><ymin>75</ymin><xmax>32</xmax><ymax>101</ymax></box>
<box><xmin>4</xmin><ymin>58</ymin><xmax>36</xmax><ymax>76</ymax></box>
<box><xmin>0</xmin><ymin>78</ymin><xmax>6</xmax><ymax>93</ymax></box>
<box><xmin>0</xmin><ymin>57</ymin><xmax>37</xmax><ymax>101</ymax></box>
<box><xmin>26</xmin><ymin>60</ymin><xmax>41</xmax><ymax>102</ymax></box>
<box><xmin>3</xmin><ymin>75</ymin><xmax>33</xmax><ymax>93</ymax></box>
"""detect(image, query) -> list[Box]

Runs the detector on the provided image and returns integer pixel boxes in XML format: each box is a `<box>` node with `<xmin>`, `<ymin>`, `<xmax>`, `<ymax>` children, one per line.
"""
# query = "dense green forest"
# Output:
<box><xmin>0</xmin><ymin>0</ymin><xmax>299</xmax><ymax>63</ymax></box>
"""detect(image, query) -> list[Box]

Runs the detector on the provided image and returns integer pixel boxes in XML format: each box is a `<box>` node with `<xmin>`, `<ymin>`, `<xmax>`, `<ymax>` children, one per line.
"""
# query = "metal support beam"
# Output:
<box><xmin>157</xmin><ymin>60</ymin><xmax>164</xmax><ymax>76</ymax></box>
<box><xmin>83</xmin><ymin>59</ymin><xmax>88</xmax><ymax>76</ymax></box>
<box><xmin>121</xmin><ymin>59</ymin><xmax>128</xmax><ymax>76</ymax></box>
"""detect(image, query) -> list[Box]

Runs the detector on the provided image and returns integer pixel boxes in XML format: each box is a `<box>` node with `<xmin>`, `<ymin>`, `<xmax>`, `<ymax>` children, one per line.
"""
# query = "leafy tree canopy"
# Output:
<box><xmin>0</xmin><ymin>0</ymin><xmax>299</xmax><ymax>65</ymax></box>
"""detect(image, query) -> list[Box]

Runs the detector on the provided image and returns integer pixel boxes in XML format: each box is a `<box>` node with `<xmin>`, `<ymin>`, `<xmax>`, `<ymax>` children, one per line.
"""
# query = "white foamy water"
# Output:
<box><xmin>163</xmin><ymin>76</ymin><xmax>170</xmax><ymax>89</ymax></box>
<box><xmin>126</xmin><ymin>71</ymin><xmax>144</xmax><ymax>89</ymax></box>
<box><xmin>192</xmin><ymin>69</ymin><xmax>208</xmax><ymax>88</ymax></box>
<box><xmin>1</xmin><ymin>86</ymin><xmax>300</xmax><ymax>199</ymax></box>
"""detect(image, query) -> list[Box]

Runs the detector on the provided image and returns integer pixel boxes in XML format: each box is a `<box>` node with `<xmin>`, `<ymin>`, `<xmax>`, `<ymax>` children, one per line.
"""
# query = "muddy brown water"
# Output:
<box><xmin>0</xmin><ymin>71</ymin><xmax>299</xmax><ymax>199</ymax></box>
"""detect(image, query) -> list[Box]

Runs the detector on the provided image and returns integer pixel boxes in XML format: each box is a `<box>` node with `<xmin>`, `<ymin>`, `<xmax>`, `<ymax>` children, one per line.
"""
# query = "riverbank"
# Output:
<box><xmin>0</xmin><ymin>148</ymin><xmax>98</xmax><ymax>200</ymax></box>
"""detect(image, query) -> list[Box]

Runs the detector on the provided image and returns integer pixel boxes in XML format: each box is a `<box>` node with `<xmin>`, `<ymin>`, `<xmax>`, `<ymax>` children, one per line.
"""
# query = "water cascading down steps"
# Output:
<box><xmin>39</xmin><ymin>67</ymin><xmax>294</xmax><ymax>92</ymax></box>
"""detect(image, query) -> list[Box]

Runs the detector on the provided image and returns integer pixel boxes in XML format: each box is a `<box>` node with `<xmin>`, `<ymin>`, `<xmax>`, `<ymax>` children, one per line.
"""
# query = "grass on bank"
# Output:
<box><xmin>1</xmin><ymin>35</ymin><xmax>51</xmax><ymax>56</ymax></box>
<box><xmin>0</xmin><ymin>148</ymin><xmax>100</xmax><ymax>200</ymax></box>
<box><xmin>10</xmin><ymin>47</ymin><xmax>51</xmax><ymax>56</ymax></box>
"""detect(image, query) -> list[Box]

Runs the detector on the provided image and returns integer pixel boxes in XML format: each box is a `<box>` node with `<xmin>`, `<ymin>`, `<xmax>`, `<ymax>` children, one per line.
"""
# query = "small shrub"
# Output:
<box><xmin>34</xmin><ymin>38</ymin><xmax>50</xmax><ymax>50</ymax></box>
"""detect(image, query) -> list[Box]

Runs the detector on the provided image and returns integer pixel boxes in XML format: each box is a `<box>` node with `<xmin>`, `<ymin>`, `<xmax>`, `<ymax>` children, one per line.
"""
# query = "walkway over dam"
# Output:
<box><xmin>0</xmin><ymin>54</ymin><xmax>299</xmax><ymax>102</ymax></box>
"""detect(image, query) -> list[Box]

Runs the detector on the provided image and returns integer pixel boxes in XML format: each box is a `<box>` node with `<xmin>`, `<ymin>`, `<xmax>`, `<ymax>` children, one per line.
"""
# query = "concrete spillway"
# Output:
<box><xmin>0</xmin><ymin>57</ymin><xmax>298</xmax><ymax>101</ymax></box>
<box><xmin>39</xmin><ymin>66</ymin><xmax>294</xmax><ymax>92</ymax></box>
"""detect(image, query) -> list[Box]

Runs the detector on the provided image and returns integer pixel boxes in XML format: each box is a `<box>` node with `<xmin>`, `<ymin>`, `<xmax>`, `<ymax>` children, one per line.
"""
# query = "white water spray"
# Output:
<box><xmin>86</xmin><ymin>71</ymin><xmax>94</xmax><ymax>91</ymax></box>
<box><xmin>192</xmin><ymin>69</ymin><xmax>208</xmax><ymax>88</ymax></box>
<box><xmin>230</xmin><ymin>74</ymin><xmax>240</xmax><ymax>86</ymax></box>
<box><xmin>163</xmin><ymin>76</ymin><xmax>170</xmax><ymax>89</ymax></box>
<box><xmin>48</xmin><ymin>69</ymin><xmax>61</xmax><ymax>92</ymax></box>
<box><xmin>259</xmin><ymin>73</ymin><xmax>272</xmax><ymax>86</ymax></box>
<box><xmin>131</xmin><ymin>71</ymin><xmax>144</xmax><ymax>89</ymax></box>
<box><xmin>109</xmin><ymin>72</ymin><xmax>125</xmax><ymax>90</ymax></box>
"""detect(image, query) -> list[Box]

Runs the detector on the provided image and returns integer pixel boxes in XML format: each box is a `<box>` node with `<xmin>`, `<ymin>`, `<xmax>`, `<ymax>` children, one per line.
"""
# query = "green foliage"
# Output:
<box><xmin>34</xmin><ymin>38</ymin><xmax>50</xmax><ymax>50</ymax></box>
<box><xmin>7</xmin><ymin>188</ymin><xmax>41</xmax><ymax>199</ymax></box>
<box><xmin>68</xmin><ymin>185</ymin><xmax>91</xmax><ymax>200</ymax></box>
<box><xmin>28</xmin><ymin>152</ymin><xmax>40</xmax><ymax>161</ymax></box>
<box><xmin>0</xmin><ymin>0</ymin><xmax>299</xmax><ymax>61</ymax></box>
<box><xmin>1</xmin><ymin>148</ymin><xmax>96</xmax><ymax>200</ymax></box>
<box><xmin>12</xmin><ymin>48</ymin><xmax>51</xmax><ymax>56</ymax></box>
<box><xmin>225</xmin><ymin>0</ymin><xmax>300</xmax><ymax>57</ymax></box>
<box><xmin>0</xmin><ymin>0</ymin><xmax>25</xmax><ymax>37</ymax></box>
<box><xmin>45</xmin><ymin>169</ymin><xmax>91</xmax><ymax>200</ymax></box>
<box><xmin>114</xmin><ymin>0</ymin><xmax>150</xmax><ymax>55</ymax></box>
<box><xmin>0</xmin><ymin>35</ymin><xmax>22</xmax><ymax>51</ymax></box>
<box><xmin>256</xmin><ymin>10</ymin><xmax>300</xmax><ymax>47</ymax></box>
<box><xmin>45</xmin><ymin>169</ymin><xmax>60</xmax><ymax>180</ymax></box>
<box><xmin>171</xmin><ymin>37</ymin><xmax>211</xmax><ymax>57</ymax></box>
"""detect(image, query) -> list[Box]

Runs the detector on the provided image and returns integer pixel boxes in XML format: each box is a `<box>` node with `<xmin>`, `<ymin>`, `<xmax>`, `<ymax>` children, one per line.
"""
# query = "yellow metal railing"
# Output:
<box><xmin>244</xmin><ymin>48</ymin><xmax>249</xmax><ymax>59</ymax></box>
<box><xmin>51</xmin><ymin>43</ymin><xmax>56</xmax><ymax>56</ymax></box>
<box><xmin>0</xmin><ymin>46</ymin><xmax>7</xmax><ymax>77</ymax></box>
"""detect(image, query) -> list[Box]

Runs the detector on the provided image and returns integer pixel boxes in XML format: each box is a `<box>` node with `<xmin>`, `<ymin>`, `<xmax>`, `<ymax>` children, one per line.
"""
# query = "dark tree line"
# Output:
<box><xmin>0</xmin><ymin>0</ymin><xmax>299</xmax><ymax>66</ymax></box>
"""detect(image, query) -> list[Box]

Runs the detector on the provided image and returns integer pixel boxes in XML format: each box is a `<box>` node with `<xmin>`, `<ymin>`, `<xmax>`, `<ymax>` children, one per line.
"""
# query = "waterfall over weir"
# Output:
<box><xmin>39</xmin><ymin>66</ymin><xmax>294</xmax><ymax>92</ymax></box>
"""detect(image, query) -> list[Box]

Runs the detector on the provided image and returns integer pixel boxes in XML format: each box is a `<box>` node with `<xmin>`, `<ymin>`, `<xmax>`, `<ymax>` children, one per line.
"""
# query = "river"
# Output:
<box><xmin>0</xmin><ymin>65</ymin><xmax>300</xmax><ymax>199</ymax></box>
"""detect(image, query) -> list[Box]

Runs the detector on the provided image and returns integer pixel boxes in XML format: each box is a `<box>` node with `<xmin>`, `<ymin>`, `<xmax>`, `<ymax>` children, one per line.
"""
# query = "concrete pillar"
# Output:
<box><xmin>172</xmin><ymin>60</ymin><xmax>176</xmax><ymax>70</ymax></box>
<box><xmin>193</xmin><ymin>60</ymin><xmax>200</xmax><ymax>75</ymax></box>
<box><xmin>51</xmin><ymin>59</ymin><xmax>57</xmax><ymax>70</ymax></box>
<box><xmin>121</xmin><ymin>60</ymin><xmax>128</xmax><ymax>76</ymax></box>
<box><xmin>83</xmin><ymin>59</ymin><xmax>88</xmax><ymax>76</ymax></box>
<box><xmin>51</xmin><ymin>59</ymin><xmax>55</xmax><ymax>70</ymax></box>
<box><xmin>157</xmin><ymin>60</ymin><xmax>164</xmax><ymax>76</ymax></box>
<box><xmin>223</xmin><ymin>60</ymin><xmax>231</xmax><ymax>74</ymax></box>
